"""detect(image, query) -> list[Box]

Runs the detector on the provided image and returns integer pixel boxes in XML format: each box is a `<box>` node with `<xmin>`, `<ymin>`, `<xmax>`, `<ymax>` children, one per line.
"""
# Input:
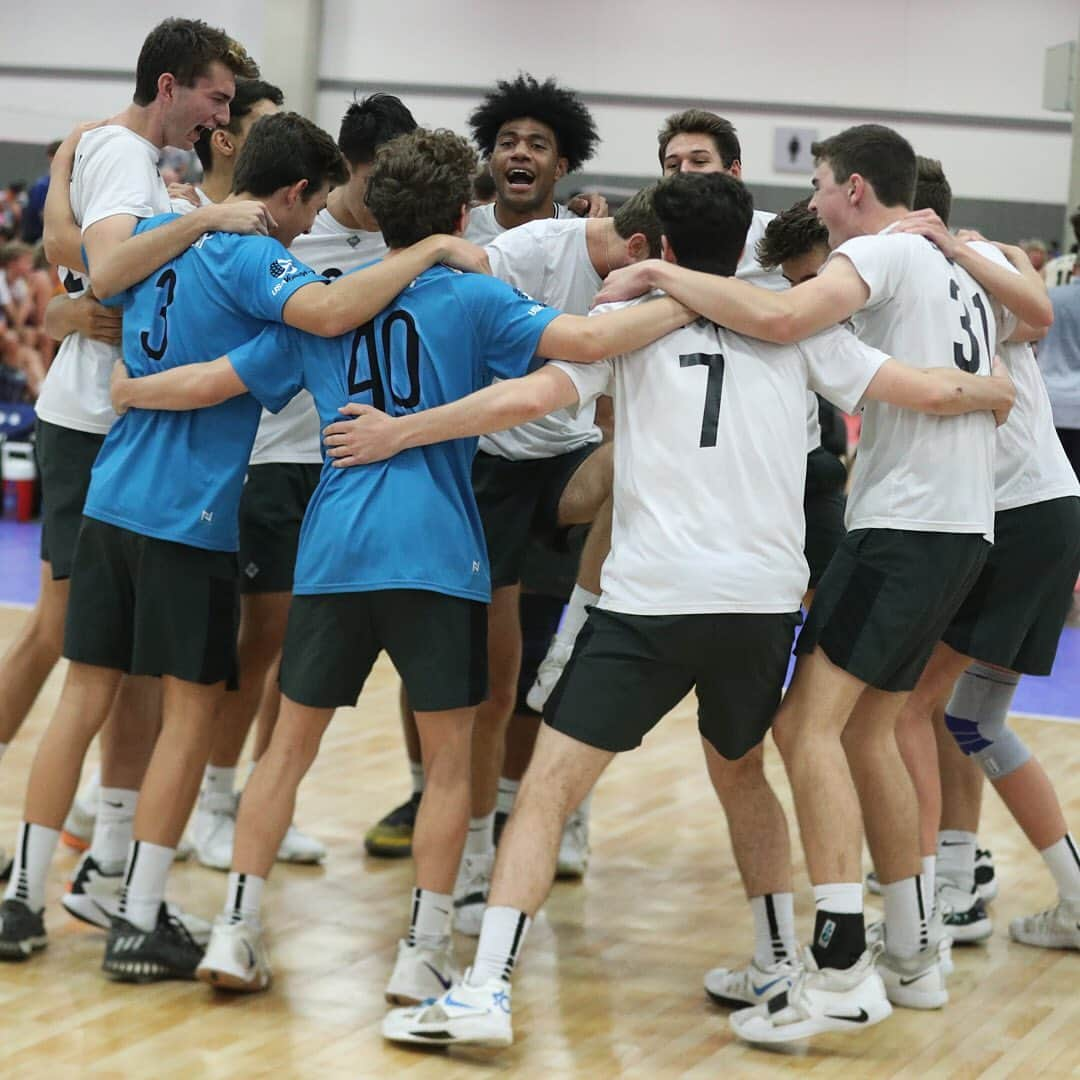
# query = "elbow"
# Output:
<box><xmin>89</xmin><ymin>269</ymin><xmax>119</xmax><ymax>302</ymax></box>
<box><xmin>763</xmin><ymin>310</ymin><xmax>802</xmax><ymax>345</ymax></box>
<box><xmin>1032</xmin><ymin>301</ymin><xmax>1053</xmax><ymax>331</ymax></box>
<box><xmin>42</xmin><ymin>232</ymin><xmax>62</xmax><ymax>268</ymax></box>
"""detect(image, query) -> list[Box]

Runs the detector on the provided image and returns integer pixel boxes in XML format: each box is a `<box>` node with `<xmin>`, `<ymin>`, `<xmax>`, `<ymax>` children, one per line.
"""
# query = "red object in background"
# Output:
<box><xmin>13</xmin><ymin>478</ymin><xmax>35</xmax><ymax>522</ymax></box>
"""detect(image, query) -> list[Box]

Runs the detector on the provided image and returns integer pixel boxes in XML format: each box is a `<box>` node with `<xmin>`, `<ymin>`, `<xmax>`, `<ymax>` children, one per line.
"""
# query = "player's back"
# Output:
<box><xmin>85</xmin><ymin>215</ymin><xmax>320</xmax><ymax>551</ymax></box>
<box><xmin>835</xmin><ymin>231</ymin><xmax>1000</xmax><ymax>537</ymax></box>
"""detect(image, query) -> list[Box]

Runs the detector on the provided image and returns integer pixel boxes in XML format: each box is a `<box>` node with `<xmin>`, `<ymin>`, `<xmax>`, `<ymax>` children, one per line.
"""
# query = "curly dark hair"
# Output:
<box><xmin>366</xmin><ymin>128</ymin><xmax>477</xmax><ymax>248</ymax></box>
<box><xmin>756</xmin><ymin>198</ymin><xmax>829</xmax><ymax>271</ymax></box>
<box><xmin>469</xmin><ymin>74</ymin><xmax>599</xmax><ymax>172</ymax></box>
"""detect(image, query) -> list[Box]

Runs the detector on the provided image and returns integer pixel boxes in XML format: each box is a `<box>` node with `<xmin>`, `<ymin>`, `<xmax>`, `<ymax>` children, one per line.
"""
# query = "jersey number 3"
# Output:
<box><xmin>347</xmin><ymin>311</ymin><xmax>421</xmax><ymax>411</ymax></box>
<box><xmin>680</xmin><ymin>351</ymin><xmax>725</xmax><ymax>447</ymax></box>
<box><xmin>139</xmin><ymin>268</ymin><xmax>177</xmax><ymax>362</ymax></box>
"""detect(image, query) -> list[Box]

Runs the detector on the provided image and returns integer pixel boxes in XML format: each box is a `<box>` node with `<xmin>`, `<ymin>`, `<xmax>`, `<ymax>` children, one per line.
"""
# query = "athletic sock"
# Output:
<box><xmin>468</xmin><ymin>905</ymin><xmax>532</xmax><ymax>985</ymax></box>
<box><xmin>118</xmin><ymin>840</ymin><xmax>174</xmax><ymax>932</ymax></box>
<box><xmin>496</xmin><ymin>778</ymin><xmax>519</xmax><ymax>818</ymax></box>
<box><xmin>1040</xmin><ymin>834</ymin><xmax>1080</xmax><ymax>902</ymax></box>
<box><xmin>464</xmin><ymin>812</ymin><xmax>495</xmax><ymax>857</ymax></box>
<box><xmin>922</xmin><ymin>854</ymin><xmax>937</xmax><ymax>906</ymax></box>
<box><xmin>409</xmin><ymin>760</ymin><xmax>424</xmax><ymax>797</ymax></box>
<box><xmin>4</xmin><ymin>823</ymin><xmax>60</xmax><ymax>911</ymax></box>
<box><xmin>224</xmin><ymin>871</ymin><xmax>265</xmax><ymax>925</ymax></box>
<box><xmin>810</xmin><ymin>882</ymin><xmax>864</xmax><ymax>970</ymax></box>
<box><xmin>882</xmin><ymin>875</ymin><xmax>929</xmax><ymax>959</ymax></box>
<box><xmin>203</xmin><ymin>766</ymin><xmax>236</xmax><ymax>801</ymax></box>
<box><xmin>937</xmin><ymin>829</ymin><xmax>977</xmax><ymax>892</ymax></box>
<box><xmin>750</xmin><ymin>892</ymin><xmax>797</xmax><ymax>967</ymax></box>
<box><xmin>556</xmin><ymin>585</ymin><xmax>599</xmax><ymax>644</ymax></box>
<box><xmin>407</xmin><ymin>886</ymin><xmax>453</xmax><ymax>949</ymax></box>
<box><xmin>89</xmin><ymin>787</ymin><xmax>137</xmax><ymax>871</ymax></box>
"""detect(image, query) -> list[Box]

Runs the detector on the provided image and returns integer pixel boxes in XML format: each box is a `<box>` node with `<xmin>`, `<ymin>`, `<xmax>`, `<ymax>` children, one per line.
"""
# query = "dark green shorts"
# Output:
<box><xmin>64</xmin><ymin>518</ymin><xmax>240</xmax><ymax>687</ymax></box>
<box><xmin>796</xmin><ymin>528</ymin><xmax>989</xmax><ymax>692</ymax></box>
<box><xmin>804</xmin><ymin>448</ymin><xmax>848</xmax><ymax>588</ymax></box>
<box><xmin>279</xmin><ymin>589</ymin><xmax>488</xmax><ymax>711</ymax></box>
<box><xmin>473</xmin><ymin>444</ymin><xmax>598</xmax><ymax>589</ymax></box>
<box><xmin>238</xmin><ymin>462</ymin><xmax>322</xmax><ymax>595</ymax></box>
<box><xmin>36</xmin><ymin>420</ymin><xmax>105</xmax><ymax>580</ymax></box>
<box><xmin>943</xmin><ymin>496</ymin><xmax>1080</xmax><ymax>675</ymax></box>
<box><xmin>545</xmin><ymin>608</ymin><xmax>801</xmax><ymax>759</ymax></box>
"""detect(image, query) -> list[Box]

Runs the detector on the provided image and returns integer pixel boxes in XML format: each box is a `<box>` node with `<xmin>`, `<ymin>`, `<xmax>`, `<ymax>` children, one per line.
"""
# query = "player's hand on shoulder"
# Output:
<box><xmin>893</xmin><ymin>208</ymin><xmax>961</xmax><ymax>257</ymax></box>
<box><xmin>199</xmin><ymin>200</ymin><xmax>276</xmax><ymax>237</ymax></box>
<box><xmin>110</xmin><ymin>359</ymin><xmax>132</xmax><ymax>415</ymax></box>
<box><xmin>74</xmin><ymin>292</ymin><xmax>122</xmax><ymax>345</ymax></box>
<box><xmin>591</xmin><ymin>260</ymin><xmax>658</xmax><ymax>307</ymax></box>
<box><xmin>439</xmin><ymin>237</ymin><xmax>491</xmax><ymax>276</ymax></box>
<box><xmin>990</xmin><ymin>355</ymin><xmax>1016</xmax><ymax>427</ymax></box>
<box><xmin>168</xmin><ymin>182</ymin><xmax>201</xmax><ymax>209</ymax></box>
<box><xmin>568</xmin><ymin>192</ymin><xmax>608</xmax><ymax>218</ymax></box>
<box><xmin>323</xmin><ymin>403</ymin><xmax>404</xmax><ymax>467</ymax></box>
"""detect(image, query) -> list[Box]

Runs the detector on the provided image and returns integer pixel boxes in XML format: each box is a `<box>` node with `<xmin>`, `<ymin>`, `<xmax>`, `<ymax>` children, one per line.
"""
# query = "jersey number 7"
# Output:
<box><xmin>680</xmin><ymin>351</ymin><xmax>725</xmax><ymax>448</ymax></box>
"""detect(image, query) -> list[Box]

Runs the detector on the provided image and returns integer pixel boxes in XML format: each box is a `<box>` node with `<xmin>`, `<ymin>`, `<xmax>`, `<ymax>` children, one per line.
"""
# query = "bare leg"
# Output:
<box><xmin>98</xmin><ymin>676</ymin><xmax>161</xmax><ymax>790</ymax></box>
<box><xmin>771</xmin><ymin>647</ymin><xmax>867</xmax><ymax>884</ymax></box>
<box><xmin>992</xmin><ymin>759</ymin><xmax>1070</xmax><ymax>851</ymax></box>
<box><xmin>132</xmin><ymin>677</ymin><xmax>225</xmax><ymax>848</ymax></box>
<box><xmin>251</xmin><ymin>658</ymin><xmax>282</xmax><ymax>761</ymax></box>
<box><xmin>935</xmin><ymin>710</ymin><xmax>984</xmax><ymax>833</ymax></box>
<box><xmin>489</xmin><ymin>726</ymin><xmax>613</xmax><ymax>915</ymax></box>
<box><xmin>400</xmin><ymin>683</ymin><xmax>422</xmax><ymax>765</ymax></box>
<box><xmin>502</xmin><ymin>711</ymin><xmax>541</xmax><ymax>782</ymax></box>
<box><xmin>572</xmin><ymin>496</ymin><xmax>611</xmax><ymax>595</ymax></box>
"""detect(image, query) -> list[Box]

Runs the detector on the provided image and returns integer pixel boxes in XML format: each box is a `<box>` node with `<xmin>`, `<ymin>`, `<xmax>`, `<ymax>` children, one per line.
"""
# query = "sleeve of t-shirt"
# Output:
<box><xmin>966</xmin><ymin>239</ymin><xmax>1019</xmax><ymax>342</ymax></box>
<box><xmin>79</xmin><ymin>136</ymin><xmax>166</xmax><ymax>232</ymax></box>
<box><xmin>227</xmin><ymin>323</ymin><xmax>307</xmax><ymax>413</ymax></box>
<box><xmin>229</xmin><ymin>237</ymin><xmax>326</xmax><ymax>323</ymax></box>
<box><xmin>486</xmin><ymin>226</ymin><xmax>546</xmax><ymax>299</ymax></box>
<box><xmin>829</xmin><ymin>234</ymin><xmax>909</xmax><ymax>309</ymax></box>
<box><xmin>458</xmin><ymin>274</ymin><xmax>562</xmax><ymax>380</ymax></box>
<box><xmin>547</xmin><ymin>358</ymin><xmax>614</xmax><ymax>418</ymax></box>
<box><xmin>799</xmin><ymin>324</ymin><xmax>889</xmax><ymax>414</ymax></box>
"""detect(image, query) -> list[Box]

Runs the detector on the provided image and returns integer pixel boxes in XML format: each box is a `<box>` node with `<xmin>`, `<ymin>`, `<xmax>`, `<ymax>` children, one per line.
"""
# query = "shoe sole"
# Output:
<box><xmin>385</xmin><ymin>990</ymin><xmax>428</xmax><ymax>1006</ymax></box>
<box><xmin>364</xmin><ymin>837</ymin><xmax>413</xmax><ymax>859</ymax></box>
<box><xmin>1009</xmin><ymin>930</ymin><xmax>1080</xmax><ymax>950</ymax></box>
<box><xmin>60</xmin><ymin>830</ymin><xmax>91</xmax><ymax>854</ymax></box>
<box><xmin>946</xmin><ymin>919</ymin><xmax>993</xmax><ymax>944</ymax></box>
<box><xmin>885</xmin><ymin>984</ymin><xmax>948</xmax><ymax>1009</ymax></box>
<box><xmin>383</xmin><ymin>1021</ymin><xmax>512</xmax><ymax>1047</ymax></box>
<box><xmin>61</xmin><ymin>893</ymin><xmax>112</xmax><ymax>931</ymax></box>
<box><xmin>554</xmin><ymin>863</ymin><xmax>587</xmax><ymax>880</ymax></box>
<box><xmin>275</xmin><ymin>851</ymin><xmax>326</xmax><ymax>865</ymax></box>
<box><xmin>196</xmin><ymin>963</ymin><xmax>269</xmax><ymax>992</ymax></box>
<box><xmin>731</xmin><ymin>998</ymin><xmax>893</xmax><ymax>1043</ymax></box>
<box><xmin>705</xmin><ymin>987</ymin><xmax>753</xmax><ymax>1009</ymax></box>
<box><xmin>104</xmin><ymin>960</ymin><xmax>196</xmax><ymax>983</ymax></box>
<box><xmin>0</xmin><ymin>936</ymin><xmax>47</xmax><ymax>961</ymax></box>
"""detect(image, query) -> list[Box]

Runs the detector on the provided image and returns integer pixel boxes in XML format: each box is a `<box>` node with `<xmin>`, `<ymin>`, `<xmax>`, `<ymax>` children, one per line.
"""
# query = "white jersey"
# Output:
<box><xmin>249</xmin><ymin>208</ymin><xmax>388</xmax><ymax>465</ymax></box>
<box><xmin>1043</xmin><ymin>253</ymin><xmax>1076</xmax><ymax>289</ymax></box>
<box><xmin>35</xmin><ymin>125</ymin><xmax>172</xmax><ymax>434</ymax></box>
<box><xmin>465</xmin><ymin>200</ymin><xmax>567</xmax><ymax>246</ymax></box>
<box><xmin>480</xmin><ymin>217</ymin><xmax>603</xmax><ymax>460</ymax></box>
<box><xmin>553</xmin><ymin>305</ymin><xmax>886</xmax><ymax>614</ymax></box>
<box><xmin>833</xmin><ymin>230</ymin><xmax>1005</xmax><ymax>539</ymax></box>
<box><xmin>995</xmin><ymin>339</ymin><xmax>1080</xmax><ymax>511</ymax></box>
<box><xmin>170</xmin><ymin>186</ymin><xmax>212</xmax><ymax>214</ymax></box>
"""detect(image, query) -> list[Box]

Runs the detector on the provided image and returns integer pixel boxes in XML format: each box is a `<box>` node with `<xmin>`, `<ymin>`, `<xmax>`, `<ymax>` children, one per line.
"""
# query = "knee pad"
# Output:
<box><xmin>945</xmin><ymin>662</ymin><xmax>1030</xmax><ymax>779</ymax></box>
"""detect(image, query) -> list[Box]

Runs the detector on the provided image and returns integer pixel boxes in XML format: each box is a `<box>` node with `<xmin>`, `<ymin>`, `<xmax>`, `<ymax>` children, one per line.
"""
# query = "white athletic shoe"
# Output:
<box><xmin>60</xmin><ymin>774</ymin><xmax>99</xmax><ymax>852</ymax></box>
<box><xmin>453</xmin><ymin>852</ymin><xmax>493</xmax><ymax>936</ymax></box>
<box><xmin>276</xmin><ymin>823</ymin><xmax>326</xmax><ymax>865</ymax></box>
<box><xmin>1009</xmin><ymin>899</ymin><xmax>1080</xmax><ymax>951</ymax></box>
<box><xmin>730</xmin><ymin>946</ymin><xmax>891</xmax><ymax>1045</ymax></box>
<box><xmin>704</xmin><ymin>955</ymin><xmax>798</xmax><ymax>1008</ymax></box>
<box><xmin>866</xmin><ymin>919</ymin><xmax>953</xmax><ymax>976</ymax></box>
<box><xmin>937</xmin><ymin>879</ymin><xmax>992</xmax><ymax>943</ymax></box>
<box><xmin>385</xmin><ymin>938</ymin><xmax>460</xmax><ymax>1005</ymax></box>
<box><xmin>525</xmin><ymin>637</ymin><xmax>574</xmax><ymax>713</ymax></box>
<box><xmin>555</xmin><ymin>801</ymin><xmax>590</xmax><ymax>879</ymax></box>
<box><xmin>193</xmin><ymin>791</ymin><xmax>239</xmax><ymax>871</ymax></box>
<box><xmin>196</xmin><ymin>916</ymin><xmax>271</xmax><ymax>992</ymax></box>
<box><xmin>878</xmin><ymin>945</ymin><xmax>948</xmax><ymax>1009</ymax></box>
<box><xmin>383</xmin><ymin>969</ymin><xmax>513</xmax><ymax>1047</ymax></box>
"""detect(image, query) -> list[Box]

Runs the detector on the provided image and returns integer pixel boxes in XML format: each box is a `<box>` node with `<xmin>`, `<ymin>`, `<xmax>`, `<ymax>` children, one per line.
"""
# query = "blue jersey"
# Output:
<box><xmin>230</xmin><ymin>264</ymin><xmax>560</xmax><ymax>601</ymax></box>
<box><xmin>84</xmin><ymin>214</ymin><xmax>322</xmax><ymax>551</ymax></box>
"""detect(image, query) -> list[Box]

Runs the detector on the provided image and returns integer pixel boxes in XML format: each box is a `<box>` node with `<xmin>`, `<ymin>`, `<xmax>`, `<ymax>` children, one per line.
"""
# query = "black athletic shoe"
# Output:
<box><xmin>0</xmin><ymin>898</ymin><xmax>47</xmax><ymax>961</ymax></box>
<box><xmin>975</xmin><ymin>848</ymin><xmax>998</xmax><ymax>903</ymax></box>
<box><xmin>103</xmin><ymin>902</ymin><xmax>204</xmax><ymax>982</ymax></box>
<box><xmin>0</xmin><ymin>851</ymin><xmax>12</xmax><ymax>882</ymax></box>
<box><xmin>364</xmin><ymin>791</ymin><xmax>421</xmax><ymax>858</ymax></box>
<box><xmin>938</xmin><ymin>882</ymin><xmax>993</xmax><ymax>943</ymax></box>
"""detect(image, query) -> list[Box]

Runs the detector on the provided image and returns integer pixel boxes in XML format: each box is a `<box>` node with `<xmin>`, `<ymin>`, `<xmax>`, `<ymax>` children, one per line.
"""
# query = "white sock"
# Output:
<box><xmin>750</xmin><ymin>892</ymin><xmax>797</xmax><ymax>967</ymax></box>
<box><xmin>496</xmin><ymin>778</ymin><xmax>519</xmax><ymax>818</ymax></box>
<box><xmin>89</xmin><ymin>787</ymin><xmax>137</xmax><ymax>871</ymax></box>
<box><xmin>203</xmin><ymin>766</ymin><xmax>236</xmax><ymax>800</ymax></box>
<box><xmin>812</xmin><ymin>882</ymin><xmax>862</xmax><ymax>915</ymax></box>
<box><xmin>118</xmin><ymin>840</ymin><xmax>175</xmax><ymax>932</ymax></box>
<box><xmin>409</xmin><ymin>760</ymin><xmax>424</xmax><ymax>796</ymax></box>
<box><xmin>1040</xmin><ymin>834</ymin><xmax>1080</xmax><ymax>902</ymax></box>
<box><xmin>224</xmin><ymin>871</ymin><xmax>265</xmax><ymax>925</ymax></box>
<box><xmin>469</xmin><ymin>905</ymin><xmax>532</xmax><ymax>985</ymax></box>
<box><xmin>464</xmin><ymin>812</ymin><xmax>495</xmax><ymax>857</ymax></box>
<box><xmin>407</xmin><ymin>886</ymin><xmax>453</xmax><ymax>948</ymax></box>
<box><xmin>922</xmin><ymin>854</ymin><xmax>937</xmax><ymax>905</ymax></box>
<box><xmin>882</xmin><ymin>875</ymin><xmax>928</xmax><ymax>959</ymax></box>
<box><xmin>937</xmin><ymin>829</ymin><xmax>977</xmax><ymax>892</ymax></box>
<box><xmin>4</xmin><ymin>823</ymin><xmax>60</xmax><ymax>912</ymax></box>
<box><xmin>557</xmin><ymin>585</ymin><xmax>599</xmax><ymax>643</ymax></box>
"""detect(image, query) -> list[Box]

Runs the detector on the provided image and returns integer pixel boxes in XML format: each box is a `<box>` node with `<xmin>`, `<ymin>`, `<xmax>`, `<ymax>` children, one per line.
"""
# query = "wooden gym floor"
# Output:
<box><xmin>0</xmin><ymin>604</ymin><xmax>1077</xmax><ymax>1079</ymax></box>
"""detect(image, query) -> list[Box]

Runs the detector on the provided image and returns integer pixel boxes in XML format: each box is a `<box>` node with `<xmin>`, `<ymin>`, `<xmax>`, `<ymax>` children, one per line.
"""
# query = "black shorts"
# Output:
<box><xmin>545</xmin><ymin>607</ymin><xmax>800</xmax><ymax>759</ymax></box>
<box><xmin>473</xmin><ymin>444</ymin><xmax>598</xmax><ymax>589</ymax></box>
<box><xmin>514</xmin><ymin>592</ymin><xmax>566</xmax><ymax>715</ymax></box>
<box><xmin>943</xmin><ymin>496</ymin><xmax>1080</xmax><ymax>675</ymax></box>
<box><xmin>238</xmin><ymin>462</ymin><xmax>322</xmax><ymax>594</ymax></box>
<box><xmin>796</xmin><ymin>528</ymin><xmax>989</xmax><ymax>693</ymax></box>
<box><xmin>518</xmin><ymin>527</ymin><xmax>588</xmax><ymax>602</ymax></box>
<box><xmin>280</xmin><ymin>589</ymin><xmax>487</xmax><ymax>712</ymax></box>
<box><xmin>804</xmin><ymin>447</ymin><xmax>848</xmax><ymax>588</ymax></box>
<box><xmin>64</xmin><ymin>518</ymin><xmax>240</xmax><ymax>687</ymax></box>
<box><xmin>36</xmin><ymin>419</ymin><xmax>105</xmax><ymax>580</ymax></box>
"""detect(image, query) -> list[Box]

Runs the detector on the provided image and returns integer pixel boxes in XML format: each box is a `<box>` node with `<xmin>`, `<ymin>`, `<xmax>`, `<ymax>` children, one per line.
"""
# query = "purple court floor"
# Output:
<box><xmin>1</xmin><ymin>516</ymin><xmax>1078</xmax><ymax>723</ymax></box>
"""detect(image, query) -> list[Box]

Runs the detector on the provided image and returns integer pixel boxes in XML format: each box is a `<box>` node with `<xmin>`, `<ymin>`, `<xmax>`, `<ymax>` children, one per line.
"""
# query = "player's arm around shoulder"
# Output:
<box><xmin>864</xmin><ymin>356</ymin><xmax>1016</xmax><ymax>423</ymax></box>
<box><xmin>110</xmin><ymin>356</ymin><xmax>247</xmax><ymax>415</ymax></box>
<box><xmin>323</xmin><ymin>365</ymin><xmax>581</xmax><ymax>468</ymax></box>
